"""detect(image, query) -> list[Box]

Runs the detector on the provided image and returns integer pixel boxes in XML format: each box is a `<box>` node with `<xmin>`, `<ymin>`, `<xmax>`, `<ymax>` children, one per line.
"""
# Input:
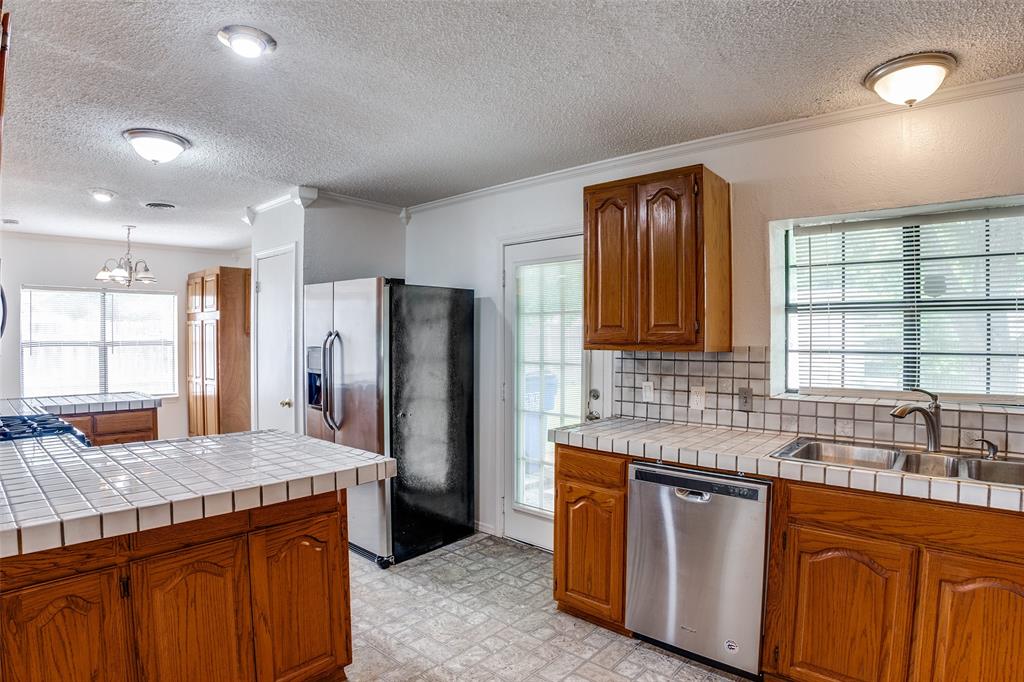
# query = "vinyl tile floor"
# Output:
<box><xmin>347</xmin><ymin>534</ymin><xmax>747</xmax><ymax>681</ymax></box>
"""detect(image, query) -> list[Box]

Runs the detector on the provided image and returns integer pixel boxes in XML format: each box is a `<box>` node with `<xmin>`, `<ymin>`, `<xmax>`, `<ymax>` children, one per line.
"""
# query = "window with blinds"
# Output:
<box><xmin>786</xmin><ymin>208</ymin><xmax>1024</xmax><ymax>397</ymax></box>
<box><xmin>20</xmin><ymin>287</ymin><xmax>178</xmax><ymax>397</ymax></box>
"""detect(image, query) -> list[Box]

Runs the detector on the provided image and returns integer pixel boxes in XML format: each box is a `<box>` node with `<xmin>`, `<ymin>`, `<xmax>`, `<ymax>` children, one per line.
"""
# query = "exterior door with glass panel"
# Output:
<box><xmin>503</xmin><ymin>235</ymin><xmax>604</xmax><ymax>550</ymax></box>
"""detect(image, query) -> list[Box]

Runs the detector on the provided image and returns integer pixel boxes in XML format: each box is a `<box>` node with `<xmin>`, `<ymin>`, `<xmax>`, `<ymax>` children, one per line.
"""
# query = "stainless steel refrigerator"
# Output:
<box><xmin>304</xmin><ymin>277</ymin><xmax>474</xmax><ymax>567</ymax></box>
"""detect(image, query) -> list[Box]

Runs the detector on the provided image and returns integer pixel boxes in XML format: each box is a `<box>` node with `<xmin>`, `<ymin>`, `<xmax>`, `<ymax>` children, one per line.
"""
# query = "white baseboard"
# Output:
<box><xmin>474</xmin><ymin>521</ymin><xmax>497</xmax><ymax>536</ymax></box>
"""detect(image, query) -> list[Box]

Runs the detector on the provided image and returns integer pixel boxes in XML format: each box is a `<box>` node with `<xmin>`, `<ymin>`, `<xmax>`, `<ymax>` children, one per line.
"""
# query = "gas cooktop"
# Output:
<box><xmin>0</xmin><ymin>414</ymin><xmax>92</xmax><ymax>446</ymax></box>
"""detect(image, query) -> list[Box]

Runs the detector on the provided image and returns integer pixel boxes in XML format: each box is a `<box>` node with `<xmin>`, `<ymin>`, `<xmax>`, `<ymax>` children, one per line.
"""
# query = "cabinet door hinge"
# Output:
<box><xmin>120</xmin><ymin>576</ymin><xmax>131</xmax><ymax>599</ymax></box>
<box><xmin>695</xmin><ymin>319</ymin><xmax>700</xmax><ymax>334</ymax></box>
<box><xmin>773</xmin><ymin>645</ymin><xmax>780</xmax><ymax>666</ymax></box>
<box><xmin>694</xmin><ymin>180</ymin><xmax>699</xmax><ymax>195</ymax></box>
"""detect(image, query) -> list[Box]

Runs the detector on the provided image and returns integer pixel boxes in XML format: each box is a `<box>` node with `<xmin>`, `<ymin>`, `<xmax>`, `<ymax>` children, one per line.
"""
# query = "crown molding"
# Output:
<box><xmin>316</xmin><ymin>190</ymin><xmax>403</xmax><ymax>214</ymax></box>
<box><xmin>407</xmin><ymin>72</ymin><xmax>1024</xmax><ymax>216</ymax></box>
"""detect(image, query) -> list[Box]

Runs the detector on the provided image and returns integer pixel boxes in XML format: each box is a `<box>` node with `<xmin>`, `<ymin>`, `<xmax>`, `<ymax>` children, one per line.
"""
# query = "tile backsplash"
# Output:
<box><xmin>612</xmin><ymin>347</ymin><xmax>1024</xmax><ymax>457</ymax></box>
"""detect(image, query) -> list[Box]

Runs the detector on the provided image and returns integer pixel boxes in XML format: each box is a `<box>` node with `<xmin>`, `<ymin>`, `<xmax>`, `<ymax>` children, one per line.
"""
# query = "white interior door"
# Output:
<box><xmin>254</xmin><ymin>246</ymin><xmax>297</xmax><ymax>432</ymax></box>
<box><xmin>502</xmin><ymin>235</ymin><xmax>610</xmax><ymax>550</ymax></box>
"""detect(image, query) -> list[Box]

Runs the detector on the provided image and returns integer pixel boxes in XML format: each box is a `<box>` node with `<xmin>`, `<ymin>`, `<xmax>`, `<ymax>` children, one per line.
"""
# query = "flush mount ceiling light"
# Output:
<box><xmin>90</xmin><ymin>188</ymin><xmax>117</xmax><ymax>203</ymax></box>
<box><xmin>863</xmin><ymin>52</ymin><xmax>957</xmax><ymax>107</ymax></box>
<box><xmin>218</xmin><ymin>25</ymin><xmax>277</xmax><ymax>59</ymax></box>
<box><xmin>122</xmin><ymin>128</ymin><xmax>191</xmax><ymax>164</ymax></box>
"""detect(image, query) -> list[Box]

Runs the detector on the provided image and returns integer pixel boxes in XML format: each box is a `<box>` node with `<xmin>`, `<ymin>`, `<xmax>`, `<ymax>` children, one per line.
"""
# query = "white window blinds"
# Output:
<box><xmin>20</xmin><ymin>287</ymin><xmax>178</xmax><ymax>397</ymax></box>
<box><xmin>786</xmin><ymin>208</ymin><xmax>1024</xmax><ymax>397</ymax></box>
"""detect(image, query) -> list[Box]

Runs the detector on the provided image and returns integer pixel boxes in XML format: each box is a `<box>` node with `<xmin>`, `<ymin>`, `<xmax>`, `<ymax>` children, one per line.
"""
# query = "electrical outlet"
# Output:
<box><xmin>738</xmin><ymin>386</ymin><xmax>753</xmax><ymax>412</ymax></box>
<box><xmin>641</xmin><ymin>381</ymin><xmax>655</xmax><ymax>402</ymax></box>
<box><xmin>689</xmin><ymin>385</ymin><xmax>707</xmax><ymax>411</ymax></box>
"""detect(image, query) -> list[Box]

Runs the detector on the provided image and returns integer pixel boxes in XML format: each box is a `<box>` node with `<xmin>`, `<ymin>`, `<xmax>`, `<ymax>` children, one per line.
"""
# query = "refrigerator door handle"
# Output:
<box><xmin>321</xmin><ymin>331</ymin><xmax>337</xmax><ymax>431</ymax></box>
<box><xmin>325</xmin><ymin>330</ymin><xmax>343</xmax><ymax>430</ymax></box>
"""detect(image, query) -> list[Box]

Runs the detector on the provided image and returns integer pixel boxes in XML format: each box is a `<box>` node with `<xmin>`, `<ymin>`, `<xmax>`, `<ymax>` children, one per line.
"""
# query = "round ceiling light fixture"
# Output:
<box><xmin>90</xmin><ymin>188</ymin><xmax>117</xmax><ymax>203</ymax></box>
<box><xmin>218</xmin><ymin>25</ymin><xmax>277</xmax><ymax>59</ymax></box>
<box><xmin>863</xmin><ymin>52</ymin><xmax>957</xmax><ymax>107</ymax></box>
<box><xmin>144</xmin><ymin>201</ymin><xmax>177</xmax><ymax>210</ymax></box>
<box><xmin>123</xmin><ymin>128</ymin><xmax>192</xmax><ymax>164</ymax></box>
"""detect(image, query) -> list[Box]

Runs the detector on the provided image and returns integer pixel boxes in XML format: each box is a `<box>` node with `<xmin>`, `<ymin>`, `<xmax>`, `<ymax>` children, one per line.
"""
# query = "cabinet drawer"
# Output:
<box><xmin>91</xmin><ymin>432</ymin><xmax>154</xmax><ymax>446</ymax></box>
<box><xmin>63</xmin><ymin>415</ymin><xmax>94</xmax><ymax>437</ymax></box>
<box><xmin>93</xmin><ymin>410</ymin><xmax>154</xmax><ymax>435</ymax></box>
<box><xmin>556</xmin><ymin>446</ymin><xmax>626</xmax><ymax>488</ymax></box>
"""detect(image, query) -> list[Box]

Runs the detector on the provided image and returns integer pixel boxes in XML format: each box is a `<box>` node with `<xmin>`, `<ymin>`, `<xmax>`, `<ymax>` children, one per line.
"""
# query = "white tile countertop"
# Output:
<box><xmin>0</xmin><ymin>392</ymin><xmax>162</xmax><ymax>417</ymax></box>
<box><xmin>549</xmin><ymin>417</ymin><xmax>1024</xmax><ymax>514</ymax></box>
<box><xmin>0</xmin><ymin>430</ymin><xmax>396</xmax><ymax>557</ymax></box>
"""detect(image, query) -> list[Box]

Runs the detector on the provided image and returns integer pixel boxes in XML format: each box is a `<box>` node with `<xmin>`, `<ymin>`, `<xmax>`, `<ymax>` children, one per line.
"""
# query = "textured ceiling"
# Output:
<box><xmin>2</xmin><ymin>1</ymin><xmax>1023</xmax><ymax>249</ymax></box>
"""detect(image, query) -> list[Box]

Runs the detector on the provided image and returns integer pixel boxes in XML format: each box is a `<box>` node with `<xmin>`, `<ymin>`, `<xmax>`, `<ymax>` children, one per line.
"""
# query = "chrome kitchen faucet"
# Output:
<box><xmin>890</xmin><ymin>388</ymin><xmax>943</xmax><ymax>453</ymax></box>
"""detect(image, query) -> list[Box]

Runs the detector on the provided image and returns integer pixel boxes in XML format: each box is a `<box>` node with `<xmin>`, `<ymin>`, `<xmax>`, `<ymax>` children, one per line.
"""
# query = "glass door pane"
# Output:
<box><xmin>515</xmin><ymin>258</ymin><xmax>584</xmax><ymax>513</ymax></box>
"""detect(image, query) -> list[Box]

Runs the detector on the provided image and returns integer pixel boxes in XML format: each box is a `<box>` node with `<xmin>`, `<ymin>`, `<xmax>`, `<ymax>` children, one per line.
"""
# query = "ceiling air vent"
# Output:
<box><xmin>2</xmin><ymin>219</ymin><xmax>19</xmax><ymax>225</ymax></box>
<box><xmin>144</xmin><ymin>202</ymin><xmax>177</xmax><ymax>210</ymax></box>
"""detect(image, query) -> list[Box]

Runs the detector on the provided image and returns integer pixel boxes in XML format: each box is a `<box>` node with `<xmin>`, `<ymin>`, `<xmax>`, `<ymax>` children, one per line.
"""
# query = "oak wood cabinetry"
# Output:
<box><xmin>0</xmin><ymin>492</ymin><xmax>352</xmax><ymax>682</ymax></box>
<box><xmin>583</xmin><ymin>164</ymin><xmax>731</xmax><ymax>351</ymax></box>
<box><xmin>552</xmin><ymin>445</ymin><xmax>628</xmax><ymax>629</ymax></box>
<box><xmin>187</xmin><ymin>266</ymin><xmax>250</xmax><ymax>436</ymax></box>
<box><xmin>63</xmin><ymin>407</ymin><xmax>158</xmax><ymax>445</ymax></box>
<box><xmin>764</xmin><ymin>481</ymin><xmax>1024</xmax><ymax>682</ymax></box>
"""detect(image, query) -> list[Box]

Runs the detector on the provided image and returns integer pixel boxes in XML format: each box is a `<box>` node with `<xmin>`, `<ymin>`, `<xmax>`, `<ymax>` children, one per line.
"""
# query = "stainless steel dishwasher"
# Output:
<box><xmin>626</xmin><ymin>462</ymin><xmax>770</xmax><ymax>676</ymax></box>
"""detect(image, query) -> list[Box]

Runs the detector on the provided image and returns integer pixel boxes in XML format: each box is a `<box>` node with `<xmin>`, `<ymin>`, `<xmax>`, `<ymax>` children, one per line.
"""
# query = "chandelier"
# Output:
<box><xmin>94</xmin><ymin>226</ymin><xmax>157</xmax><ymax>287</ymax></box>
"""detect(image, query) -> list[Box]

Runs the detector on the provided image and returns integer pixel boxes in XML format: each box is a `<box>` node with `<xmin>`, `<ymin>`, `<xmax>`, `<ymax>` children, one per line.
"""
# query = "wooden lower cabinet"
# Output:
<box><xmin>0</xmin><ymin>569</ymin><xmax>131</xmax><ymax>682</ymax></box>
<box><xmin>766</xmin><ymin>481</ymin><xmax>1024</xmax><ymax>682</ymax></box>
<box><xmin>778</xmin><ymin>525</ymin><xmax>916</xmax><ymax>682</ymax></box>
<box><xmin>249</xmin><ymin>513</ymin><xmax>351</xmax><ymax>682</ymax></box>
<box><xmin>552</xmin><ymin>446</ymin><xmax>627</xmax><ymax>628</ymax></box>
<box><xmin>0</xmin><ymin>493</ymin><xmax>350</xmax><ymax>682</ymax></box>
<box><xmin>911</xmin><ymin>550</ymin><xmax>1024</xmax><ymax>681</ymax></box>
<box><xmin>132</xmin><ymin>537</ymin><xmax>255</xmax><ymax>681</ymax></box>
<box><xmin>64</xmin><ymin>407</ymin><xmax>158</xmax><ymax>445</ymax></box>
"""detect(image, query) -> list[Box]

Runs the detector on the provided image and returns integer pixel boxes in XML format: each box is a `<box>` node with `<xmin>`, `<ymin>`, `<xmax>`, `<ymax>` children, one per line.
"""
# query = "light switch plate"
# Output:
<box><xmin>689</xmin><ymin>386</ymin><xmax>707</xmax><ymax>411</ymax></box>
<box><xmin>641</xmin><ymin>381</ymin><xmax>655</xmax><ymax>402</ymax></box>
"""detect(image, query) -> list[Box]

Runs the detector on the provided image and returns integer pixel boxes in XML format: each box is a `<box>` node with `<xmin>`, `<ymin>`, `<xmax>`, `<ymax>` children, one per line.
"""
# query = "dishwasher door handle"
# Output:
<box><xmin>674</xmin><ymin>488</ymin><xmax>712</xmax><ymax>503</ymax></box>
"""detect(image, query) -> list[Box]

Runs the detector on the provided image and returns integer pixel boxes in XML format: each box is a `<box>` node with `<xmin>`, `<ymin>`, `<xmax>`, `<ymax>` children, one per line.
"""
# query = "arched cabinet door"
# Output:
<box><xmin>584</xmin><ymin>185</ymin><xmax>637</xmax><ymax>346</ymax></box>
<box><xmin>553</xmin><ymin>480</ymin><xmax>626</xmax><ymax>624</ymax></box>
<box><xmin>0</xmin><ymin>569</ymin><xmax>130</xmax><ymax>682</ymax></box>
<box><xmin>779</xmin><ymin>525</ymin><xmax>917</xmax><ymax>682</ymax></box>
<box><xmin>131</xmin><ymin>536</ymin><xmax>255</xmax><ymax>682</ymax></box>
<box><xmin>912</xmin><ymin>550</ymin><xmax>1024</xmax><ymax>682</ymax></box>
<box><xmin>249</xmin><ymin>513</ymin><xmax>350</xmax><ymax>682</ymax></box>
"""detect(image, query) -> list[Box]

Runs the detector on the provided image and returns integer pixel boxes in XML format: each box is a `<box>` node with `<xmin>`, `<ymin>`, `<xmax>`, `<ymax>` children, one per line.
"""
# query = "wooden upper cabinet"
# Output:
<box><xmin>202</xmin><ymin>273</ymin><xmax>219</xmax><ymax>312</ymax></box>
<box><xmin>131</xmin><ymin>537</ymin><xmax>255</xmax><ymax>682</ymax></box>
<box><xmin>187</xmin><ymin>277</ymin><xmax>203</xmax><ymax>313</ymax></box>
<box><xmin>584</xmin><ymin>185</ymin><xmax>637</xmax><ymax>345</ymax></box>
<box><xmin>249</xmin><ymin>513</ymin><xmax>351</xmax><ymax>682</ymax></box>
<box><xmin>912</xmin><ymin>550</ymin><xmax>1024</xmax><ymax>682</ymax></box>
<box><xmin>638</xmin><ymin>173</ymin><xmax>698</xmax><ymax>345</ymax></box>
<box><xmin>553</xmin><ymin>447</ymin><xmax>628</xmax><ymax>626</ymax></box>
<box><xmin>779</xmin><ymin>525</ymin><xmax>917</xmax><ymax>682</ymax></box>
<box><xmin>583</xmin><ymin>164</ymin><xmax>731</xmax><ymax>351</ymax></box>
<box><xmin>0</xmin><ymin>568</ymin><xmax>131</xmax><ymax>682</ymax></box>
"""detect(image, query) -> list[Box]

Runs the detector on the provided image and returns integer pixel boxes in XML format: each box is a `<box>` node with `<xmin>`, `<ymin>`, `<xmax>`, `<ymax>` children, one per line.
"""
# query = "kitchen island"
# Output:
<box><xmin>0</xmin><ymin>429</ymin><xmax>395</xmax><ymax>681</ymax></box>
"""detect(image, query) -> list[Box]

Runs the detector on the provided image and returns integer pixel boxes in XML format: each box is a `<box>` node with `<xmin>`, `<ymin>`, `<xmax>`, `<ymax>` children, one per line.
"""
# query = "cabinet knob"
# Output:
<box><xmin>280</xmin><ymin>399</ymin><xmax>293</xmax><ymax>408</ymax></box>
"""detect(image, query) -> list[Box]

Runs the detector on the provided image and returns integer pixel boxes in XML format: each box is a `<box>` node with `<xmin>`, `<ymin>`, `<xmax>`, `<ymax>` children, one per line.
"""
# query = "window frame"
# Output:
<box><xmin>19</xmin><ymin>284</ymin><xmax>179</xmax><ymax>398</ymax></box>
<box><xmin>770</xmin><ymin>200</ymin><xmax>1024</xmax><ymax>404</ymax></box>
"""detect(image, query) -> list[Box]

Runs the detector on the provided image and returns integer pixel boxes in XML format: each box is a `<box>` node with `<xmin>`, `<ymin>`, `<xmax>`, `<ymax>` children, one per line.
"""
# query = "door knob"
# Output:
<box><xmin>280</xmin><ymin>399</ymin><xmax>293</xmax><ymax>408</ymax></box>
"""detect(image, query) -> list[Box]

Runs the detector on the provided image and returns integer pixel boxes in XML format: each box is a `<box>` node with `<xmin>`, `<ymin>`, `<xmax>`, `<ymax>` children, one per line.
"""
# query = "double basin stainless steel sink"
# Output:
<box><xmin>772</xmin><ymin>438</ymin><xmax>1024</xmax><ymax>486</ymax></box>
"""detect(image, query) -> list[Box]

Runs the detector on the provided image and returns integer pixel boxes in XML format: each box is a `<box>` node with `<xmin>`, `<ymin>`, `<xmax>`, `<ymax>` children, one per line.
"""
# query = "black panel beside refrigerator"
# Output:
<box><xmin>388</xmin><ymin>284</ymin><xmax>475</xmax><ymax>563</ymax></box>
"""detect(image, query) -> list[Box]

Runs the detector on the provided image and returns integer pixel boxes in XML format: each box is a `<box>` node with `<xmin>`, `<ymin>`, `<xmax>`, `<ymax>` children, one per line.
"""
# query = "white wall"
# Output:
<box><xmin>0</xmin><ymin>231</ymin><xmax>248</xmax><ymax>438</ymax></box>
<box><xmin>303</xmin><ymin>196</ymin><xmax>405</xmax><ymax>283</ymax></box>
<box><xmin>404</xmin><ymin>84</ymin><xmax>1024</xmax><ymax>534</ymax></box>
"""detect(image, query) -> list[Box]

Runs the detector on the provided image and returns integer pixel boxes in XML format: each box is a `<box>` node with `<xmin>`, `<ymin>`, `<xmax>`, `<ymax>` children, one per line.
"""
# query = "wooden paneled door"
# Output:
<box><xmin>911</xmin><ymin>550</ymin><xmax>1024</xmax><ymax>682</ymax></box>
<box><xmin>779</xmin><ymin>525</ymin><xmax>917</xmax><ymax>682</ymax></box>
<box><xmin>584</xmin><ymin>185</ymin><xmax>636</xmax><ymax>345</ymax></box>
<box><xmin>553</xmin><ymin>479</ymin><xmax>626</xmax><ymax>624</ymax></box>
<box><xmin>186</xmin><ymin>319</ymin><xmax>204</xmax><ymax>436</ymax></box>
<box><xmin>131</xmin><ymin>537</ymin><xmax>255</xmax><ymax>682</ymax></box>
<box><xmin>187</xmin><ymin>276</ymin><xmax>203</xmax><ymax>313</ymax></box>
<box><xmin>202</xmin><ymin>319</ymin><xmax>220</xmax><ymax>435</ymax></box>
<box><xmin>637</xmin><ymin>173</ymin><xmax>699</xmax><ymax>345</ymax></box>
<box><xmin>202</xmin><ymin>272</ymin><xmax>219</xmax><ymax>312</ymax></box>
<box><xmin>0</xmin><ymin>569</ymin><xmax>130</xmax><ymax>682</ymax></box>
<box><xmin>249</xmin><ymin>513</ymin><xmax>351</xmax><ymax>682</ymax></box>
